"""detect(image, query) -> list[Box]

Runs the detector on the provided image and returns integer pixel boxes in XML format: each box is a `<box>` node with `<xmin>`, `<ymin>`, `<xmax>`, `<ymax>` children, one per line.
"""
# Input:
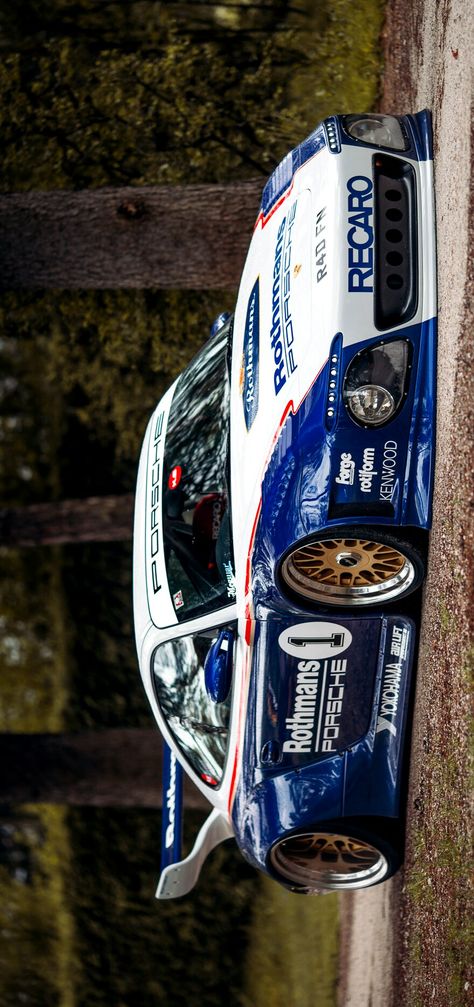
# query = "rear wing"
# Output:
<box><xmin>157</xmin><ymin>742</ymin><xmax>234</xmax><ymax>900</ymax></box>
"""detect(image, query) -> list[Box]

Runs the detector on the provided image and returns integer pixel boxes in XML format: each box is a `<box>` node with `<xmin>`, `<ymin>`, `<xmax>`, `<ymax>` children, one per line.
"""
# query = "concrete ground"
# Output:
<box><xmin>339</xmin><ymin>1</ymin><xmax>473</xmax><ymax>1004</ymax></box>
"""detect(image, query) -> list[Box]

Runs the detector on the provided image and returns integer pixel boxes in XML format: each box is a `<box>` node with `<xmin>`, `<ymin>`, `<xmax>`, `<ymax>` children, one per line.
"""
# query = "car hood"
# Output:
<box><xmin>229</xmin><ymin>140</ymin><xmax>340</xmax><ymax>560</ymax></box>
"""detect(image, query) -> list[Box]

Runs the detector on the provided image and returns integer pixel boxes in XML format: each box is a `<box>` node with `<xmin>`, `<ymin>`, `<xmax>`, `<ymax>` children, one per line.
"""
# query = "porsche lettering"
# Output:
<box><xmin>150</xmin><ymin>411</ymin><xmax>164</xmax><ymax>594</ymax></box>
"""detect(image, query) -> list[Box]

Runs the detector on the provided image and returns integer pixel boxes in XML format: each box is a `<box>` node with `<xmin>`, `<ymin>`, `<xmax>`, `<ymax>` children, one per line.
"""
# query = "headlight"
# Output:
<box><xmin>343</xmin><ymin>339</ymin><xmax>411</xmax><ymax>427</ymax></box>
<box><xmin>346</xmin><ymin>384</ymin><xmax>395</xmax><ymax>425</ymax></box>
<box><xmin>344</xmin><ymin>115</ymin><xmax>407</xmax><ymax>150</ymax></box>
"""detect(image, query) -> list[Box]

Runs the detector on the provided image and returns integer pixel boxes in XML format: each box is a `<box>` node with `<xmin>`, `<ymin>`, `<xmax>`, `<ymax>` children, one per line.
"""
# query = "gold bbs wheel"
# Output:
<box><xmin>270</xmin><ymin>831</ymin><xmax>389</xmax><ymax>891</ymax></box>
<box><xmin>281</xmin><ymin>532</ymin><xmax>418</xmax><ymax>606</ymax></box>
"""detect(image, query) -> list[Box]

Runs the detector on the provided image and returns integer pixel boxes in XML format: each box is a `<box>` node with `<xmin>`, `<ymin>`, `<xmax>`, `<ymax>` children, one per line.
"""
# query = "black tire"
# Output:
<box><xmin>268</xmin><ymin>817</ymin><xmax>403</xmax><ymax>893</ymax></box>
<box><xmin>279</xmin><ymin>525</ymin><xmax>425</xmax><ymax>608</ymax></box>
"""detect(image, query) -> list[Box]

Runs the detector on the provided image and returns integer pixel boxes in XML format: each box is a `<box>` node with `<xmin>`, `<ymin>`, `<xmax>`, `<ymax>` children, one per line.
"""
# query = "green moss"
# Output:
<box><xmin>0</xmin><ymin>806</ymin><xmax>77</xmax><ymax>1007</ymax></box>
<box><xmin>285</xmin><ymin>0</ymin><xmax>385</xmax><ymax>130</ymax></box>
<box><xmin>241</xmin><ymin>878</ymin><xmax>339</xmax><ymax>1007</ymax></box>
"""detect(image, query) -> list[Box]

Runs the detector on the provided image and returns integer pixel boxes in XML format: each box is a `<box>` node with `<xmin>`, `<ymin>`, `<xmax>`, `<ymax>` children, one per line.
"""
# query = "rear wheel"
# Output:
<box><xmin>269</xmin><ymin>820</ymin><xmax>401</xmax><ymax>892</ymax></box>
<box><xmin>280</xmin><ymin>527</ymin><xmax>424</xmax><ymax>607</ymax></box>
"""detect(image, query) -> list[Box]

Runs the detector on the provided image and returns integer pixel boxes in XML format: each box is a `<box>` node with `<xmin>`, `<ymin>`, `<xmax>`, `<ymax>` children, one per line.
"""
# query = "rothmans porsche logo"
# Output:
<box><xmin>282</xmin><ymin>658</ymin><xmax>347</xmax><ymax>754</ymax></box>
<box><xmin>279</xmin><ymin>623</ymin><xmax>352</xmax><ymax>755</ymax></box>
<box><xmin>242</xmin><ymin>278</ymin><xmax>260</xmax><ymax>430</ymax></box>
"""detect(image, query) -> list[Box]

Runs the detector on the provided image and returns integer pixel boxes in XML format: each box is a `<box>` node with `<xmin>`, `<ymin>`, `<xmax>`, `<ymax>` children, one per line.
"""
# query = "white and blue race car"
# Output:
<box><xmin>133</xmin><ymin>112</ymin><xmax>436</xmax><ymax>897</ymax></box>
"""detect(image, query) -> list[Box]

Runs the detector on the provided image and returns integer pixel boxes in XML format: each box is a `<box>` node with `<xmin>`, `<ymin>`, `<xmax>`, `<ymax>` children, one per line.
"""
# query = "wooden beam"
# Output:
<box><xmin>0</xmin><ymin>729</ymin><xmax>209</xmax><ymax>808</ymax></box>
<box><xmin>0</xmin><ymin>181</ymin><xmax>262</xmax><ymax>290</ymax></box>
<box><xmin>0</xmin><ymin>495</ymin><xmax>134</xmax><ymax>547</ymax></box>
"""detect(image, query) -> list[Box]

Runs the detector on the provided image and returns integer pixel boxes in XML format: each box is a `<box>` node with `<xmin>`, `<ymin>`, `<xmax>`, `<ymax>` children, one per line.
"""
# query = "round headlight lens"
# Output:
<box><xmin>346</xmin><ymin>384</ymin><xmax>395</xmax><ymax>426</ymax></box>
<box><xmin>343</xmin><ymin>340</ymin><xmax>411</xmax><ymax>427</ymax></box>
<box><xmin>345</xmin><ymin>115</ymin><xmax>406</xmax><ymax>150</ymax></box>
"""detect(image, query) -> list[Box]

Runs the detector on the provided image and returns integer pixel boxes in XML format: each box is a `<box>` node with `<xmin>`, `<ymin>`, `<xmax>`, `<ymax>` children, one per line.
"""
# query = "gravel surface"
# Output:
<box><xmin>339</xmin><ymin>1</ymin><xmax>473</xmax><ymax>1004</ymax></box>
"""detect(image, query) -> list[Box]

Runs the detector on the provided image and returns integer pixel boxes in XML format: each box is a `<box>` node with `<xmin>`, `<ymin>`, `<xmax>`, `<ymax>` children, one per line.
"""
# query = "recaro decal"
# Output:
<box><xmin>347</xmin><ymin>175</ymin><xmax>374</xmax><ymax>292</ymax></box>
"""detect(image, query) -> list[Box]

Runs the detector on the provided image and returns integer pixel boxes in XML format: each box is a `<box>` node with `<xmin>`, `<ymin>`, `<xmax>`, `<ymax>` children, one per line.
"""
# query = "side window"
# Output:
<box><xmin>152</xmin><ymin>623</ymin><xmax>235</xmax><ymax>787</ymax></box>
<box><xmin>162</xmin><ymin>326</ymin><xmax>236</xmax><ymax>623</ymax></box>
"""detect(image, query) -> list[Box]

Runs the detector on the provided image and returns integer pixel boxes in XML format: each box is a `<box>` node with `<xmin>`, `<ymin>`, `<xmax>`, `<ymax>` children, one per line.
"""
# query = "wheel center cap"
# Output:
<box><xmin>335</xmin><ymin>551</ymin><xmax>361</xmax><ymax>568</ymax></box>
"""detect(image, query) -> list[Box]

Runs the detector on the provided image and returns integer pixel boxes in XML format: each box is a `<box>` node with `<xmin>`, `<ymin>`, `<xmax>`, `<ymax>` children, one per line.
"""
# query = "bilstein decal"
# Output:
<box><xmin>242</xmin><ymin>278</ymin><xmax>260</xmax><ymax>430</ymax></box>
<box><xmin>278</xmin><ymin>621</ymin><xmax>352</xmax><ymax>660</ymax></box>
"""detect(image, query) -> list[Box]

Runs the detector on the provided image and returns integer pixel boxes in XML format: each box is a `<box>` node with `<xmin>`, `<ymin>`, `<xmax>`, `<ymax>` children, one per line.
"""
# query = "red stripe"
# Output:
<box><xmin>253</xmin><ymin>146</ymin><xmax>325</xmax><ymax>233</ymax></box>
<box><xmin>254</xmin><ymin>178</ymin><xmax>296</xmax><ymax>232</ymax></box>
<box><xmin>227</xmin><ymin>360</ymin><xmax>328</xmax><ymax>811</ymax></box>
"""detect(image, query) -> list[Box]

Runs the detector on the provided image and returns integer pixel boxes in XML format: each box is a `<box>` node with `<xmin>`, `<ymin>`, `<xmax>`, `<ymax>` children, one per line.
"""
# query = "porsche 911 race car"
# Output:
<box><xmin>133</xmin><ymin>112</ymin><xmax>436</xmax><ymax>897</ymax></box>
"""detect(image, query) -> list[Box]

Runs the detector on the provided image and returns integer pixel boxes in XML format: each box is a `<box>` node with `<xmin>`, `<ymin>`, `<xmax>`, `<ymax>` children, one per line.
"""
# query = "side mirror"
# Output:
<box><xmin>209</xmin><ymin>311</ymin><xmax>231</xmax><ymax>340</ymax></box>
<box><xmin>204</xmin><ymin>630</ymin><xmax>233</xmax><ymax>703</ymax></box>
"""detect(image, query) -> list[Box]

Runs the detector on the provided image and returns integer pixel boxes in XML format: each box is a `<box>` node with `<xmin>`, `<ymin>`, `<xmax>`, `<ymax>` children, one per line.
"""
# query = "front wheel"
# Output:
<box><xmin>279</xmin><ymin>527</ymin><xmax>425</xmax><ymax>608</ymax></box>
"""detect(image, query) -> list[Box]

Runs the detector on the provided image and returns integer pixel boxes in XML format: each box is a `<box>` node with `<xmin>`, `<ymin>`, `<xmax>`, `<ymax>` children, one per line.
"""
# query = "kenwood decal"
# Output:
<box><xmin>379</xmin><ymin>440</ymin><xmax>398</xmax><ymax>501</ymax></box>
<box><xmin>242</xmin><ymin>278</ymin><xmax>260</xmax><ymax>430</ymax></box>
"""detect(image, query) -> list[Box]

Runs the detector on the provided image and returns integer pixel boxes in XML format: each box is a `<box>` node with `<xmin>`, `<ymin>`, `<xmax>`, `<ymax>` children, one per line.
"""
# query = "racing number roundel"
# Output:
<box><xmin>278</xmin><ymin>621</ymin><xmax>352</xmax><ymax>660</ymax></box>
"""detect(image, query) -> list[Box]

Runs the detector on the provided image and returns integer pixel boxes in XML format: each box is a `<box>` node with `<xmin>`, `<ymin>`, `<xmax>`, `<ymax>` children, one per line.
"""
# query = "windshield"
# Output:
<box><xmin>152</xmin><ymin>625</ymin><xmax>235</xmax><ymax>785</ymax></box>
<box><xmin>162</xmin><ymin>323</ymin><xmax>236</xmax><ymax>622</ymax></box>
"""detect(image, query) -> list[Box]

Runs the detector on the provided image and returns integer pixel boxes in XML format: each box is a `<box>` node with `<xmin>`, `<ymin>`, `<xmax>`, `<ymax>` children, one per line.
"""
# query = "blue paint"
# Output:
<box><xmin>261</xmin><ymin>125</ymin><xmax>326</xmax><ymax>217</ymax></box>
